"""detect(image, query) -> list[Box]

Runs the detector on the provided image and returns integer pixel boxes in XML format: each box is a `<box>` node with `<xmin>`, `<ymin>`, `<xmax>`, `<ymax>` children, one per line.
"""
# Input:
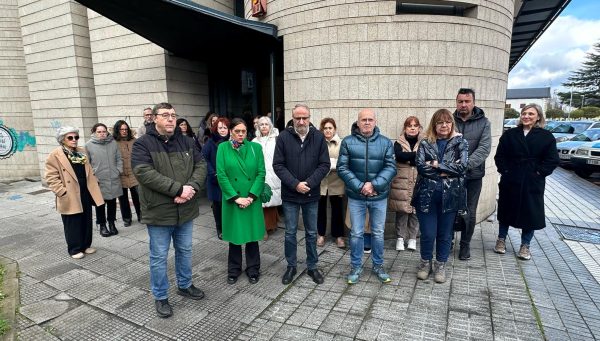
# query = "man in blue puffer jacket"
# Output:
<box><xmin>338</xmin><ymin>109</ymin><xmax>397</xmax><ymax>284</ymax></box>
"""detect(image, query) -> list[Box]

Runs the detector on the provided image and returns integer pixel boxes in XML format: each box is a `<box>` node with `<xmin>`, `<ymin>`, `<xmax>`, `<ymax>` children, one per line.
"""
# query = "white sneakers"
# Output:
<box><xmin>397</xmin><ymin>238</ymin><xmax>417</xmax><ymax>251</ymax></box>
<box><xmin>396</xmin><ymin>238</ymin><xmax>405</xmax><ymax>251</ymax></box>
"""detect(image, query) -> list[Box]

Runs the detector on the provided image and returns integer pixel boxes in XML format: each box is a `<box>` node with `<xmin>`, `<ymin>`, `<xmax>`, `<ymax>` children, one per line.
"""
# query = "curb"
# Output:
<box><xmin>0</xmin><ymin>256</ymin><xmax>18</xmax><ymax>341</ymax></box>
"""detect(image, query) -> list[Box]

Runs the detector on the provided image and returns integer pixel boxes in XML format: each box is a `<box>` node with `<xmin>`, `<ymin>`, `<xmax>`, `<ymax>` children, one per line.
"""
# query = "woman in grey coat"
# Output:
<box><xmin>86</xmin><ymin>123</ymin><xmax>123</xmax><ymax>237</ymax></box>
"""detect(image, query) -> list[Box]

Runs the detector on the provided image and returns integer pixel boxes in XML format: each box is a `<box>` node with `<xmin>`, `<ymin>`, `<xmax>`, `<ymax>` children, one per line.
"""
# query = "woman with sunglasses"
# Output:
<box><xmin>217</xmin><ymin>118</ymin><xmax>266</xmax><ymax>285</ymax></box>
<box><xmin>45</xmin><ymin>126</ymin><xmax>105</xmax><ymax>259</ymax></box>
<box><xmin>412</xmin><ymin>109</ymin><xmax>468</xmax><ymax>283</ymax></box>
<box><xmin>86</xmin><ymin>123</ymin><xmax>123</xmax><ymax>237</ymax></box>
<box><xmin>113</xmin><ymin>120</ymin><xmax>141</xmax><ymax>226</ymax></box>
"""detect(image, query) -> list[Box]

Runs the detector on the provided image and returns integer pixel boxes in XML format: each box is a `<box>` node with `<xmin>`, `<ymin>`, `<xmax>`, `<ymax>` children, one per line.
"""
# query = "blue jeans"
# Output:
<box><xmin>282</xmin><ymin>201</ymin><xmax>319</xmax><ymax>270</ymax></box>
<box><xmin>416</xmin><ymin>191</ymin><xmax>456</xmax><ymax>262</ymax></box>
<box><xmin>348</xmin><ymin>198</ymin><xmax>387</xmax><ymax>268</ymax></box>
<box><xmin>498</xmin><ymin>224</ymin><xmax>535</xmax><ymax>245</ymax></box>
<box><xmin>147</xmin><ymin>220</ymin><xmax>193</xmax><ymax>300</ymax></box>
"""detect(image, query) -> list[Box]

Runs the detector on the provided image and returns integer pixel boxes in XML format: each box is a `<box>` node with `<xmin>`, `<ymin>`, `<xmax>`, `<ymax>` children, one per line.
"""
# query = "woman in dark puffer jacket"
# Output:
<box><xmin>412</xmin><ymin>109</ymin><xmax>468</xmax><ymax>283</ymax></box>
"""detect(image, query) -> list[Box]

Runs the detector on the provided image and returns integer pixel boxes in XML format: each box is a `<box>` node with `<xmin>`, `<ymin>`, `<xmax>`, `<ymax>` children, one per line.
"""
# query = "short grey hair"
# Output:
<box><xmin>292</xmin><ymin>104</ymin><xmax>310</xmax><ymax>116</ymax></box>
<box><xmin>56</xmin><ymin>126</ymin><xmax>79</xmax><ymax>145</ymax></box>
<box><xmin>256</xmin><ymin>116</ymin><xmax>274</xmax><ymax>136</ymax></box>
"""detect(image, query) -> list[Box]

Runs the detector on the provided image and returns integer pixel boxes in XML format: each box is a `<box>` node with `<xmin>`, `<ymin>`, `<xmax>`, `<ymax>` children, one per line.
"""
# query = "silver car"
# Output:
<box><xmin>552</xmin><ymin>121</ymin><xmax>600</xmax><ymax>143</ymax></box>
<box><xmin>556</xmin><ymin>128</ymin><xmax>600</xmax><ymax>166</ymax></box>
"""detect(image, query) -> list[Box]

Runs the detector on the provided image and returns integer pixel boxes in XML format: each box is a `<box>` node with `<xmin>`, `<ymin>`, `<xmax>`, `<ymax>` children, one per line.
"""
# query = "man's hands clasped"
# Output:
<box><xmin>174</xmin><ymin>185</ymin><xmax>196</xmax><ymax>204</ymax></box>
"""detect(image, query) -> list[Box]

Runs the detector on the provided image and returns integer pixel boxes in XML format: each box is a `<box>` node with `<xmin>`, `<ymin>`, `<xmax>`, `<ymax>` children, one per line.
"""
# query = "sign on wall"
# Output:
<box><xmin>0</xmin><ymin>122</ymin><xmax>17</xmax><ymax>159</ymax></box>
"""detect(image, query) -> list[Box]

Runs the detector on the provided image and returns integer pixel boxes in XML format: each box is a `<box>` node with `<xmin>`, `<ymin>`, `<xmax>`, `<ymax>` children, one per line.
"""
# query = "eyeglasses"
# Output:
<box><xmin>436</xmin><ymin>121</ymin><xmax>452</xmax><ymax>126</ymax></box>
<box><xmin>66</xmin><ymin>135</ymin><xmax>80</xmax><ymax>141</ymax></box>
<box><xmin>233</xmin><ymin>129</ymin><xmax>247</xmax><ymax>134</ymax></box>
<box><xmin>293</xmin><ymin>116</ymin><xmax>310</xmax><ymax>122</ymax></box>
<box><xmin>156</xmin><ymin>113</ymin><xmax>177</xmax><ymax>119</ymax></box>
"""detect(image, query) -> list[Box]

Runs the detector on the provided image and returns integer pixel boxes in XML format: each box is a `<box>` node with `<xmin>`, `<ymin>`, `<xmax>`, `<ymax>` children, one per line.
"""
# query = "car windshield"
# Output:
<box><xmin>545</xmin><ymin>121</ymin><xmax>560</xmax><ymax>130</ymax></box>
<box><xmin>550</xmin><ymin>122</ymin><xmax>592</xmax><ymax>134</ymax></box>
<box><xmin>571</xmin><ymin>129</ymin><xmax>600</xmax><ymax>142</ymax></box>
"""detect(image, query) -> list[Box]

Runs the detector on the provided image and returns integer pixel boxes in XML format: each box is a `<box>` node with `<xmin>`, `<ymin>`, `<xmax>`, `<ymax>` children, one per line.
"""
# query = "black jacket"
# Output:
<box><xmin>495</xmin><ymin>126</ymin><xmax>559</xmax><ymax>229</ymax></box>
<box><xmin>273</xmin><ymin>126</ymin><xmax>330</xmax><ymax>203</ymax></box>
<box><xmin>453</xmin><ymin>107</ymin><xmax>491</xmax><ymax>180</ymax></box>
<box><xmin>412</xmin><ymin>133</ymin><xmax>469</xmax><ymax>214</ymax></box>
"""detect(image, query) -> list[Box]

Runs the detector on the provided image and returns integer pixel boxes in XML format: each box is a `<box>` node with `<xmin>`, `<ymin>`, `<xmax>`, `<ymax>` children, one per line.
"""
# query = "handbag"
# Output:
<box><xmin>260</xmin><ymin>183</ymin><xmax>272</xmax><ymax>203</ymax></box>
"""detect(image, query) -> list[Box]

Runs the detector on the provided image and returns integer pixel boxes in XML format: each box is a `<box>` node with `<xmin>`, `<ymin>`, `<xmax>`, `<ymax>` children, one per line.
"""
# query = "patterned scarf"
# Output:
<box><xmin>230</xmin><ymin>139</ymin><xmax>244</xmax><ymax>150</ymax></box>
<box><xmin>62</xmin><ymin>146</ymin><xmax>87</xmax><ymax>164</ymax></box>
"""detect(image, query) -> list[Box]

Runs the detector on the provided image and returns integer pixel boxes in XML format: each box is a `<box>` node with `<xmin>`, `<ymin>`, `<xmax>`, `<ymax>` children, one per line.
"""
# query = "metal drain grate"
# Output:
<box><xmin>554</xmin><ymin>224</ymin><xmax>600</xmax><ymax>244</ymax></box>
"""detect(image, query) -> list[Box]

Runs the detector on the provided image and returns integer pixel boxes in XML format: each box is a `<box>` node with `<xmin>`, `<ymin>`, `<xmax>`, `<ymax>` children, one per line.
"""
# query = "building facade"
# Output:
<box><xmin>1</xmin><ymin>0</ymin><xmax>533</xmax><ymax>222</ymax></box>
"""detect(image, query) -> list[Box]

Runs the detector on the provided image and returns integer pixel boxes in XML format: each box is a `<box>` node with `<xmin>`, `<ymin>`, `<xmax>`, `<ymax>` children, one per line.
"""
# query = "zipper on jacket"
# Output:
<box><xmin>365</xmin><ymin>136</ymin><xmax>369</xmax><ymax>182</ymax></box>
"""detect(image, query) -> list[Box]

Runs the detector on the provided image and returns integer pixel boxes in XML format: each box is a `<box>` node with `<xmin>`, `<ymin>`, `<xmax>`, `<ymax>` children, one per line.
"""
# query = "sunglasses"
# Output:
<box><xmin>66</xmin><ymin>135</ymin><xmax>80</xmax><ymax>141</ymax></box>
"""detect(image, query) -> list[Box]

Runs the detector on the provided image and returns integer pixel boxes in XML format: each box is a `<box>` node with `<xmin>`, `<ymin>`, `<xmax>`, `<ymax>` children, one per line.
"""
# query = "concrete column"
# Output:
<box><xmin>17</xmin><ymin>0</ymin><xmax>98</xmax><ymax>178</ymax></box>
<box><xmin>0</xmin><ymin>0</ymin><xmax>39</xmax><ymax>180</ymax></box>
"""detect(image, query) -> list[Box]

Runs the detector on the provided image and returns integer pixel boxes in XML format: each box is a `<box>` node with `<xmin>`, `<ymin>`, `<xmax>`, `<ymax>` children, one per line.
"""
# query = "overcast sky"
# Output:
<box><xmin>507</xmin><ymin>0</ymin><xmax>600</xmax><ymax>93</ymax></box>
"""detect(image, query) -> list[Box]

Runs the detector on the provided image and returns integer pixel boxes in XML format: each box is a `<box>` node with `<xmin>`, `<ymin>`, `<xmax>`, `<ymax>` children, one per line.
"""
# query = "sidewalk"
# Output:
<box><xmin>0</xmin><ymin>167</ymin><xmax>598</xmax><ymax>340</ymax></box>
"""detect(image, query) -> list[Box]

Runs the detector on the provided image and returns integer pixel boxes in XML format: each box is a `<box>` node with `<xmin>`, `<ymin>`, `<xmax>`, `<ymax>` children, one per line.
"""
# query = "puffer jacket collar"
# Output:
<box><xmin>327</xmin><ymin>133</ymin><xmax>341</xmax><ymax>145</ymax></box>
<box><xmin>453</xmin><ymin>106</ymin><xmax>485</xmax><ymax>123</ymax></box>
<box><xmin>350</xmin><ymin>122</ymin><xmax>381</xmax><ymax>142</ymax></box>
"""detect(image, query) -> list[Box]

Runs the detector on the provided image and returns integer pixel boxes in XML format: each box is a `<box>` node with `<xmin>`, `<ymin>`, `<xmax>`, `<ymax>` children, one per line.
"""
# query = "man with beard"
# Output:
<box><xmin>273</xmin><ymin>104</ymin><xmax>330</xmax><ymax>285</ymax></box>
<box><xmin>132</xmin><ymin>102</ymin><xmax>207</xmax><ymax>318</ymax></box>
<box><xmin>453</xmin><ymin>88</ymin><xmax>491</xmax><ymax>260</ymax></box>
<box><xmin>136</xmin><ymin>107</ymin><xmax>154</xmax><ymax>137</ymax></box>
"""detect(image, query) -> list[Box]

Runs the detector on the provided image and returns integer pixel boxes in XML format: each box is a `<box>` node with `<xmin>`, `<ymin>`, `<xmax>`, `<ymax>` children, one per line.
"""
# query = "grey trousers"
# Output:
<box><xmin>395</xmin><ymin>212</ymin><xmax>419</xmax><ymax>239</ymax></box>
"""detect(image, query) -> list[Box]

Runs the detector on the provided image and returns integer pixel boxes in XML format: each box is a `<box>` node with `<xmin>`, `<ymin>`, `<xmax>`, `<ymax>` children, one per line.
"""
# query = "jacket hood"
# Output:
<box><xmin>256</xmin><ymin>127</ymin><xmax>279</xmax><ymax>141</ymax></box>
<box><xmin>351</xmin><ymin>122</ymin><xmax>381</xmax><ymax>141</ymax></box>
<box><xmin>90</xmin><ymin>133</ymin><xmax>115</xmax><ymax>145</ymax></box>
<box><xmin>453</xmin><ymin>106</ymin><xmax>486</xmax><ymax>122</ymax></box>
<box><xmin>145</xmin><ymin>123</ymin><xmax>178</xmax><ymax>143</ymax></box>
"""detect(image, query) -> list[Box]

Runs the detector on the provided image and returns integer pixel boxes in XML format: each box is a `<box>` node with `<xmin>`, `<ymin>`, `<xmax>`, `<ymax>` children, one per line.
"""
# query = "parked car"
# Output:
<box><xmin>556</xmin><ymin>128</ymin><xmax>600</xmax><ymax>166</ymax></box>
<box><xmin>545</xmin><ymin>120</ymin><xmax>562</xmax><ymax>131</ymax></box>
<box><xmin>571</xmin><ymin>141</ymin><xmax>600</xmax><ymax>178</ymax></box>
<box><xmin>503</xmin><ymin>118</ymin><xmax>518</xmax><ymax>131</ymax></box>
<box><xmin>551</xmin><ymin>121</ymin><xmax>600</xmax><ymax>143</ymax></box>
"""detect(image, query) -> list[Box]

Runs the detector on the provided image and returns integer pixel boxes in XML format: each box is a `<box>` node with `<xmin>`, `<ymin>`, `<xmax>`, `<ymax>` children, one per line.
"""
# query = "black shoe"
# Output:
<box><xmin>248</xmin><ymin>274</ymin><xmax>259</xmax><ymax>284</ymax></box>
<box><xmin>108</xmin><ymin>221</ymin><xmax>119</xmax><ymax>235</ymax></box>
<box><xmin>99</xmin><ymin>224</ymin><xmax>110</xmax><ymax>237</ymax></box>
<box><xmin>137</xmin><ymin>214</ymin><xmax>141</xmax><ymax>223</ymax></box>
<box><xmin>155</xmin><ymin>299</ymin><xmax>172</xmax><ymax>318</ymax></box>
<box><xmin>307</xmin><ymin>269</ymin><xmax>324</xmax><ymax>284</ymax></box>
<box><xmin>227</xmin><ymin>276</ymin><xmax>238</xmax><ymax>285</ymax></box>
<box><xmin>177</xmin><ymin>284</ymin><xmax>205</xmax><ymax>300</ymax></box>
<box><xmin>459</xmin><ymin>243</ymin><xmax>471</xmax><ymax>260</ymax></box>
<box><xmin>123</xmin><ymin>218</ymin><xmax>132</xmax><ymax>227</ymax></box>
<box><xmin>282</xmin><ymin>267</ymin><xmax>297</xmax><ymax>285</ymax></box>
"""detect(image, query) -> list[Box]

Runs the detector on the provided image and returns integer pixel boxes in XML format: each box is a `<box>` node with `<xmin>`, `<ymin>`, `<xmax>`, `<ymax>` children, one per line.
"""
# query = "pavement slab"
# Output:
<box><xmin>2</xmin><ymin>167</ymin><xmax>600</xmax><ymax>339</ymax></box>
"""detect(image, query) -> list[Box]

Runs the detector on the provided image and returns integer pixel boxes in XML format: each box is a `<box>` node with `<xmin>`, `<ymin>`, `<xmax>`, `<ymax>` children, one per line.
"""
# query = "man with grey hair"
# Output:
<box><xmin>273</xmin><ymin>104</ymin><xmax>330</xmax><ymax>285</ymax></box>
<box><xmin>338</xmin><ymin>109</ymin><xmax>397</xmax><ymax>284</ymax></box>
<box><xmin>136</xmin><ymin>107</ymin><xmax>154</xmax><ymax>137</ymax></box>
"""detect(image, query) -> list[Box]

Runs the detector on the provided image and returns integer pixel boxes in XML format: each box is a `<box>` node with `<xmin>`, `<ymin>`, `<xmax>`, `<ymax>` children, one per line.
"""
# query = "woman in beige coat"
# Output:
<box><xmin>45</xmin><ymin>126</ymin><xmax>104</xmax><ymax>259</ymax></box>
<box><xmin>317</xmin><ymin>118</ymin><xmax>346</xmax><ymax>248</ymax></box>
<box><xmin>389</xmin><ymin>116</ymin><xmax>423</xmax><ymax>251</ymax></box>
<box><xmin>114</xmin><ymin>120</ymin><xmax>140</xmax><ymax>226</ymax></box>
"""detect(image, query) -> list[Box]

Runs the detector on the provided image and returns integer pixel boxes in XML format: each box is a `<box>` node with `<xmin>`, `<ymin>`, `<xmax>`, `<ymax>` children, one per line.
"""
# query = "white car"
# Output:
<box><xmin>556</xmin><ymin>129</ymin><xmax>600</xmax><ymax>166</ymax></box>
<box><xmin>571</xmin><ymin>141</ymin><xmax>600</xmax><ymax>178</ymax></box>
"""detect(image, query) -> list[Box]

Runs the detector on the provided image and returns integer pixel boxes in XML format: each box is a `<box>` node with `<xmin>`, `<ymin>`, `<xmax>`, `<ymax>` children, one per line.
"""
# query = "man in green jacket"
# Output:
<box><xmin>132</xmin><ymin>102</ymin><xmax>207</xmax><ymax>318</ymax></box>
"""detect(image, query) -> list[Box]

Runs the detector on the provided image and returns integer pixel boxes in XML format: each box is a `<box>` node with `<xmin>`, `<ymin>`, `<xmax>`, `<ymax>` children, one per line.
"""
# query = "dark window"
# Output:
<box><xmin>396</xmin><ymin>2</ymin><xmax>477</xmax><ymax>17</ymax></box>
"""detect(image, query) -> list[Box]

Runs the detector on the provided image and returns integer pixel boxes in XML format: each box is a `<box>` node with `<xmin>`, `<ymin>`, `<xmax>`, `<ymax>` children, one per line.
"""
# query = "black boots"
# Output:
<box><xmin>123</xmin><ymin>218</ymin><xmax>132</xmax><ymax>227</ymax></box>
<box><xmin>108</xmin><ymin>221</ymin><xmax>119</xmax><ymax>235</ymax></box>
<box><xmin>99</xmin><ymin>223</ymin><xmax>111</xmax><ymax>237</ymax></box>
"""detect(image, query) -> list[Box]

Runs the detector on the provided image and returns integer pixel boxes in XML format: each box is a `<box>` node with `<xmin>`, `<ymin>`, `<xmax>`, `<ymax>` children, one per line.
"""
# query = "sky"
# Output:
<box><xmin>507</xmin><ymin>0</ymin><xmax>600</xmax><ymax>94</ymax></box>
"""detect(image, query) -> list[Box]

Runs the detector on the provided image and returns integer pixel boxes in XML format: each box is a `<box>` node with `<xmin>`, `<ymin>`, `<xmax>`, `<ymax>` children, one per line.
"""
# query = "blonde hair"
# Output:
<box><xmin>424</xmin><ymin>109</ymin><xmax>455</xmax><ymax>143</ymax></box>
<box><xmin>518</xmin><ymin>104</ymin><xmax>546</xmax><ymax>128</ymax></box>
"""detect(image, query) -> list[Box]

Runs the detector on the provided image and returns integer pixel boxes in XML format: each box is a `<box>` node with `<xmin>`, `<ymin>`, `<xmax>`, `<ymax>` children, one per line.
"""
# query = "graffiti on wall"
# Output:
<box><xmin>0</xmin><ymin>118</ymin><xmax>38</xmax><ymax>159</ymax></box>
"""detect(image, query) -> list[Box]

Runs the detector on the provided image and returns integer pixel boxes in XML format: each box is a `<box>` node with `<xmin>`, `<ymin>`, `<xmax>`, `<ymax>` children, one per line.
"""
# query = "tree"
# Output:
<box><xmin>569</xmin><ymin>106</ymin><xmax>600</xmax><ymax>119</ymax></box>
<box><xmin>546</xmin><ymin>108</ymin><xmax>565</xmax><ymax>119</ymax></box>
<box><xmin>504</xmin><ymin>108</ymin><xmax>519</xmax><ymax>118</ymax></box>
<box><xmin>561</xmin><ymin>41</ymin><xmax>600</xmax><ymax>107</ymax></box>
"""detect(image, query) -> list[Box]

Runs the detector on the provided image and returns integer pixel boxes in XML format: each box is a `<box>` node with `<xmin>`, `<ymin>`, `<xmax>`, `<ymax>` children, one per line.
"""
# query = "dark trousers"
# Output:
<box><xmin>228</xmin><ymin>242</ymin><xmax>260</xmax><ymax>277</ymax></box>
<box><xmin>62</xmin><ymin>192</ymin><xmax>93</xmax><ymax>255</ymax></box>
<box><xmin>417</xmin><ymin>190</ymin><xmax>456</xmax><ymax>262</ymax></box>
<box><xmin>118</xmin><ymin>186</ymin><xmax>140</xmax><ymax>220</ymax></box>
<box><xmin>317</xmin><ymin>194</ymin><xmax>344</xmax><ymax>237</ymax></box>
<box><xmin>211</xmin><ymin>201</ymin><xmax>222</xmax><ymax>235</ymax></box>
<box><xmin>459</xmin><ymin>178</ymin><xmax>483</xmax><ymax>246</ymax></box>
<box><xmin>96</xmin><ymin>198</ymin><xmax>117</xmax><ymax>224</ymax></box>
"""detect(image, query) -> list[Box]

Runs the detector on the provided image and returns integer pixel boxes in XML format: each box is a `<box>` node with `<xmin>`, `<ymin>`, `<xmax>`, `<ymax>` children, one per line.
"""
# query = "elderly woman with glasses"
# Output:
<box><xmin>86</xmin><ymin>123</ymin><xmax>123</xmax><ymax>237</ymax></box>
<box><xmin>252</xmin><ymin>116</ymin><xmax>282</xmax><ymax>240</ymax></box>
<box><xmin>494</xmin><ymin>104</ymin><xmax>559</xmax><ymax>260</ymax></box>
<box><xmin>45</xmin><ymin>126</ymin><xmax>105</xmax><ymax>259</ymax></box>
<box><xmin>217</xmin><ymin>118</ymin><xmax>266</xmax><ymax>285</ymax></box>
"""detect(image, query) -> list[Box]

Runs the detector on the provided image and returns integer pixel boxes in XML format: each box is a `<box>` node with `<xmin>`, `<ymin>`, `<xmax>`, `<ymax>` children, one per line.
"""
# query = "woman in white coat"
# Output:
<box><xmin>253</xmin><ymin>116</ymin><xmax>282</xmax><ymax>239</ymax></box>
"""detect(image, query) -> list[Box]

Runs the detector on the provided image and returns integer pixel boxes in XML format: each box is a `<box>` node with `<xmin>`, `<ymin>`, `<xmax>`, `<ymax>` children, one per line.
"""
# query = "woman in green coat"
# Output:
<box><xmin>217</xmin><ymin>118</ymin><xmax>266</xmax><ymax>285</ymax></box>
